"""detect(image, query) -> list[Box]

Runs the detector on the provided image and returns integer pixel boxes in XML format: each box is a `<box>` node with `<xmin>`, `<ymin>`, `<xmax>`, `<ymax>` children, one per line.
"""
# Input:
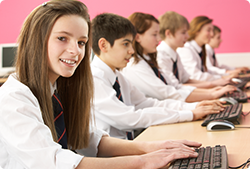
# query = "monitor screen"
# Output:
<box><xmin>0</xmin><ymin>43</ymin><xmax>17</xmax><ymax>77</ymax></box>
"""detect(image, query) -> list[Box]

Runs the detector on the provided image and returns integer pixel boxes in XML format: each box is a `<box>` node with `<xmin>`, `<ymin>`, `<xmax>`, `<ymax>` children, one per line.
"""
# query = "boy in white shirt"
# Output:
<box><xmin>91</xmin><ymin>13</ymin><xmax>224</xmax><ymax>140</ymax></box>
<box><xmin>206</xmin><ymin>25</ymin><xmax>249</xmax><ymax>76</ymax></box>
<box><xmin>157</xmin><ymin>11</ymin><xmax>237</xmax><ymax>89</ymax></box>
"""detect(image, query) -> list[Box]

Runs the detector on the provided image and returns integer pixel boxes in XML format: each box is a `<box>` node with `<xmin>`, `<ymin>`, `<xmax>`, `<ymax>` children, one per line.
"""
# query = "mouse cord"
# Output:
<box><xmin>229</xmin><ymin>158</ymin><xmax>250</xmax><ymax>169</ymax></box>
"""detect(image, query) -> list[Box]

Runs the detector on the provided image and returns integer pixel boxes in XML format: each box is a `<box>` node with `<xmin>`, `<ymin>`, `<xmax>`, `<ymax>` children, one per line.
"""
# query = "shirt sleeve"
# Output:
<box><xmin>177</xmin><ymin>47</ymin><xmax>221</xmax><ymax>81</ymax></box>
<box><xmin>0</xmin><ymin>85</ymin><xmax>83</xmax><ymax>169</ymax></box>
<box><xmin>206</xmin><ymin>50</ymin><xmax>227</xmax><ymax>75</ymax></box>
<box><xmin>93</xmin><ymin>75</ymin><xmax>194</xmax><ymax>132</ymax></box>
<box><xmin>122</xmin><ymin>60</ymin><xmax>192</xmax><ymax>101</ymax></box>
<box><xmin>76</xmin><ymin>127</ymin><xmax>108</xmax><ymax>157</ymax></box>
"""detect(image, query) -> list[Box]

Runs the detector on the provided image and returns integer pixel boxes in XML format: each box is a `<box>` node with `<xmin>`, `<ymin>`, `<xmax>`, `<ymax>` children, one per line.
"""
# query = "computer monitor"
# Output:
<box><xmin>0</xmin><ymin>43</ymin><xmax>17</xmax><ymax>77</ymax></box>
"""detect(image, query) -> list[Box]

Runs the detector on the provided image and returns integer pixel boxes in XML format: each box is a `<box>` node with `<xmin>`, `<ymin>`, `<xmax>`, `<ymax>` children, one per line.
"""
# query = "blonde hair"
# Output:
<box><xmin>159</xmin><ymin>11</ymin><xmax>189</xmax><ymax>40</ymax></box>
<box><xmin>188</xmin><ymin>16</ymin><xmax>213</xmax><ymax>72</ymax></box>
<box><xmin>15</xmin><ymin>0</ymin><xmax>92</xmax><ymax>150</ymax></box>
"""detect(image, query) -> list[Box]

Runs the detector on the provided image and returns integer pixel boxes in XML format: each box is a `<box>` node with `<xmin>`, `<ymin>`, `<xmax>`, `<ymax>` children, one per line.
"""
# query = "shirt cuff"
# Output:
<box><xmin>56</xmin><ymin>149</ymin><xmax>83</xmax><ymax>169</ymax></box>
<box><xmin>178</xmin><ymin>110</ymin><xmax>193</xmax><ymax>122</ymax></box>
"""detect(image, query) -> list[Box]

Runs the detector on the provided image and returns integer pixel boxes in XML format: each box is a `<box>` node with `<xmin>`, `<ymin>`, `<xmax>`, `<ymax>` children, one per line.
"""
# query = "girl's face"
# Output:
<box><xmin>194</xmin><ymin>22</ymin><xmax>214</xmax><ymax>46</ymax></box>
<box><xmin>136</xmin><ymin>21</ymin><xmax>161</xmax><ymax>55</ymax></box>
<box><xmin>47</xmin><ymin>15</ymin><xmax>89</xmax><ymax>84</ymax></box>
<box><xmin>209</xmin><ymin>31</ymin><xmax>222</xmax><ymax>48</ymax></box>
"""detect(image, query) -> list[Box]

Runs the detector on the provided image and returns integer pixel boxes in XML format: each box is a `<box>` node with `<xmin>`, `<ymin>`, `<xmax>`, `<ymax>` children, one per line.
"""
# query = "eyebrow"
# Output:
<box><xmin>122</xmin><ymin>39</ymin><xmax>133</xmax><ymax>43</ymax></box>
<box><xmin>54</xmin><ymin>31</ymin><xmax>88</xmax><ymax>39</ymax></box>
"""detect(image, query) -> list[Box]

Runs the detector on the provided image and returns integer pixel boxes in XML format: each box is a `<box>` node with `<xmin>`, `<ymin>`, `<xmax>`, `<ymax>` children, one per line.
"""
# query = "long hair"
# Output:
<box><xmin>15</xmin><ymin>0</ymin><xmax>92</xmax><ymax>149</ymax></box>
<box><xmin>188</xmin><ymin>16</ymin><xmax>213</xmax><ymax>72</ymax></box>
<box><xmin>128</xmin><ymin>12</ymin><xmax>160</xmax><ymax>68</ymax></box>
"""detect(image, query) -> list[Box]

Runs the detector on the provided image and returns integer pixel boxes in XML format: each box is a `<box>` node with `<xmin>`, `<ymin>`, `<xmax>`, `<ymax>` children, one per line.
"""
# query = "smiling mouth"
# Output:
<box><xmin>60</xmin><ymin>59</ymin><xmax>76</xmax><ymax>65</ymax></box>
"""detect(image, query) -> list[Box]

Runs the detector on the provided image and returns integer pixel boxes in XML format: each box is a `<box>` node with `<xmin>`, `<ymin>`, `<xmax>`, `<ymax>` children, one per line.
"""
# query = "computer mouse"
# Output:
<box><xmin>206</xmin><ymin>119</ymin><xmax>235</xmax><ymax>131</ymax></box>
<box><xmin>232</xmin><ymin>78</ymin><xmax>242</xmax><ymax>83</ymax></box>
<box><xmin>219</xmin><ymin>97</ymin><xmax>238</xmax><ymax>105</ymax></box>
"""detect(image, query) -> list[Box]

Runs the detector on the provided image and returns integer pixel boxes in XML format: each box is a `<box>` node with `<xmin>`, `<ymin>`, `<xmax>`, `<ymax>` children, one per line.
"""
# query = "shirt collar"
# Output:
<box><xmin>190</xmin><ymin>40</ymin><xmax>202</xmax><ymax>53</ymax></box>
<box><xmin>92</xmin><ymin>55</ymin><xmax>117</xmax><ymax>86</ymax></box>
<box><xmin>159</xmin><ymin>41</ymin><xmax>178</xmax><ymax>62</ymax></box>
<box><xmin>50</xmin><ymin>81</ymin><xmax>57</xmax><ymax>96</ymax></box>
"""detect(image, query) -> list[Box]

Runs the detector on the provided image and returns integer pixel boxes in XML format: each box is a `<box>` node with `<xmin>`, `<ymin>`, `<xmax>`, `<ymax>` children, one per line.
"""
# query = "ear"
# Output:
<box><xmin>98</xmin><ymin>38</ymin><xmax>109</xmax><ymax>53</ymax></box>
<box><xmin>165</xmin><ymin>29</ymin><xmax>173</xmax><ymax>38</ymax></box>
<box><xmin>135</xmin><ymin>33</ymin><xmax>141</xmax><ymax>43</ymax></box>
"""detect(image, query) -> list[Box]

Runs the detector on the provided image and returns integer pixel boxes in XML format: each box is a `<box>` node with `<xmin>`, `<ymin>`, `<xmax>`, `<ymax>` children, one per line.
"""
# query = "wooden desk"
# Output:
<box><xmin>135</xmin><ymin>103</ymin><xmax>250</xmax><ymax>167</ymax></box>
<box><xmin>0</xmin><ymin>77</ymin><xmax>7</xmax><ymax>84</ymax></box>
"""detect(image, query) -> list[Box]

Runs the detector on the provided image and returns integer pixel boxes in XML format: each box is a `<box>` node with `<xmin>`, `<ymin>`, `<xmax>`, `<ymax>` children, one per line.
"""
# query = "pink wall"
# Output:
<box><xmin>0</xmin><ymin>0</ymin><xmax>250</xmax><ymax>53</ymax></box>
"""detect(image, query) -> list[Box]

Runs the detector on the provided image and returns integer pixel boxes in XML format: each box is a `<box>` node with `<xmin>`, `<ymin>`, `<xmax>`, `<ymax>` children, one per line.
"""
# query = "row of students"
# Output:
<box><xmin>0</xmin><ymin>0</ymin><xmax>210</xmax><ymax>168</ymax></box>
<box><xmin>91</xmin><ymin>13</ymin><xmax>225</xmax><ymax>140</ymax></box>
<box><xmin>121</xmin><ymin>12</ymin><xmax>235</xmax><ymax>103</ymax></box>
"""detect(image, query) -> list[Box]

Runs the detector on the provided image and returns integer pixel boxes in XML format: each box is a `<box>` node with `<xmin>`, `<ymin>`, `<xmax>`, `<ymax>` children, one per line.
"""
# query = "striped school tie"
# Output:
<box><xmin>113</xmin><ymin>77</ymin><xmax>123</xmax><ymax>102</ymax></box>
<box><xmin>52</xmin><ymin>91</ymin><xmax>68</xmax><ymax>149</ymax></box>
<box><xmin>113</xmin><ymin>77</ymin><xmax>133</xmax><ymax>140</ymax></box>
<box><xmin>149</xmin><ymin>61</ymin><xmax>167</xmax><ymax>84</ymax></box>
<box><xmin>198</xmin><ymin>51</ymin><xmax>205</xmax><ymax>72</ymax></box>
<box><xmin>172</xmin><ymin>59</ymin><xmax>179</xmax><ymax>80</ymax></box>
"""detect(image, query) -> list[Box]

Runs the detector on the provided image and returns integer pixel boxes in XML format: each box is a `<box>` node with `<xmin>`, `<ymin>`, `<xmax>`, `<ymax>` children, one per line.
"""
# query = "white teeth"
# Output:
<box><xmin>60</xmin><ymin>59</ymin><xmax>76</xmax><ymax>64</ymax></box>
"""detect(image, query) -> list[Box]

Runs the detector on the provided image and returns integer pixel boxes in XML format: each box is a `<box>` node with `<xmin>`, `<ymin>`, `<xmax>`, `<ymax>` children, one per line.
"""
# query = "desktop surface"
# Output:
<box><xmin>134</xmin><ymin>102</ymin><xmax>250</xmax><ymax>167</ymax></box>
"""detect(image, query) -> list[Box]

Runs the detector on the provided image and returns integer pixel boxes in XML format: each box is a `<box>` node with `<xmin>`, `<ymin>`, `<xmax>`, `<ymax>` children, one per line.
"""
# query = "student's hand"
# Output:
<box><xmin>210</xmin><ymin>85</ymin><xmax>237</xmax><ymax>98</ymax></box>
<box><xmin>196</xmin><ymin>100</ymin><xmax>225</xmax><ymax>109</ymax></box>
<box><xmin>193</xmin><ymin>100</ymin><xmax>224</xmax><ymax>120</ymax></box>
<box><xmin>139</xmin><ymin>146</ymin><xmax>198</xmax><ymax>169</ymax></box>
<box><xmin>211</xmin><ymin>77</ymin><xmax>231</xmax><ymax>86</ymax></box>
<box><xmin>141</xmin><ymin>139</ymin><xmax>202</xmax><ymax>154</ymax></box>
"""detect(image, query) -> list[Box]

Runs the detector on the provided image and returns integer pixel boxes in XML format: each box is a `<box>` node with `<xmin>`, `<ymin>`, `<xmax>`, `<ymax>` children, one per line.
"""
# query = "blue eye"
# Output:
<box><xmin>124</xmin><ymin>43</ymin><xmax>129</xmax><ymax>47</ymax></box>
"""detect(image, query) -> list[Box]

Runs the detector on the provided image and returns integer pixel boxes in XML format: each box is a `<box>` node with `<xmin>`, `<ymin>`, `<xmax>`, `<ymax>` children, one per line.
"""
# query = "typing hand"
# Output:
<box><xmin>193</xmin><ymin>100</ymin><xmax>224</xmax><ymax>120</ymax></box>
<box><xmin>139</xmin><ymin>146</ymin><xmax>198</xmax><ymax>169</ymax></box>
<box><xmin>142</xmin><ymin>140</ymin><xmax>202</xmax><ymax>154</ymax></box>
<box><xmin>211</xmin><ymin>85</ymin><xmax>237</xmax><ymax>98</ymax></box>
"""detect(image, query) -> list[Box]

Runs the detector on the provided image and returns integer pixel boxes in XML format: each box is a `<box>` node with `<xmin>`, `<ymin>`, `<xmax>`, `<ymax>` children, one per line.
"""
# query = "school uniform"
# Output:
<box><xmin>91</xmin><ymin>56</ymin><xmax>197</xmax><ymax>139</ymax></box>
<box><xmin>206</xmin><ymin>44</ymin><xmax>234</xmax><ymax>75</ymax></box>
<box><xmin>122</xmin><ymin>53</ymin><xmax>195</xmax><ymax>101</ymax></box>
<box><xmin>0</xmin><ymin>73</ymin><xmax>106</xmax><ymax>169</ymax></box>
<box><xmin>177</xmin><ymin>40</ymin><xmax>222</xmax><ymax>81</ymax></box>
<box><xmin>157</xmin><ymin>41</ymin><xmax>196</xmax><ymax>91</ymax></box>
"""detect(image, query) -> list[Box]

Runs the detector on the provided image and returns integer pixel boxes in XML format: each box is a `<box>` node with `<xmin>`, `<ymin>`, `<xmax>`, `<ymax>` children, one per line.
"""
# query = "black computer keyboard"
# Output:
<box><xmin>234</xmin><ymin>77</ymin><xmax>250</xmax><ymax>89</ymax></box>
<box><xmin>169</xmin><ymin>145</ymin><xmax>228</xmax><ymax>169</ymax></box>
<box><xmin>201</xmin><ymin>103</ymin><xmax>242</xmax><ymax>126</ymax></box>
<box><xmin>224</xmin><ymin>90</ymin><xmax>248</xmax><ymax>102</ymax></box>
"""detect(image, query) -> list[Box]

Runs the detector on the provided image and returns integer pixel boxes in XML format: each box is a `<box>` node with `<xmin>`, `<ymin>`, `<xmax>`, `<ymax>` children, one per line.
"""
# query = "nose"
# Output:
<box><xmin>128</xmin><ymin>45</ymin><xmax>135</xmax><ymax>55</ymax></box>
<box><xmin>67</xmin><ymin>41</ymin><xmax>80</xmax><ymax>56</ymax></box>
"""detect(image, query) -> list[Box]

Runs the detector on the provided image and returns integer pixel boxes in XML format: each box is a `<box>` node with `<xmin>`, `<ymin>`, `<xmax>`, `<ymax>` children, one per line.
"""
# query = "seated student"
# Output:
<box><xmin>177</xmin><ymin>16</ymin><xmax>238</xmax><ymax>81</ymax></box>
<box><xmin>91</xmin><ymin>12</ymin><xmax>224</xmax><ymax>140</ymax></box>
<box><xmin>206</xmin><ymin>25</ymin><xmax>249</xmax><ymax>76</ymax></box>
<box><xmin>0</xmin><ymin>1</ymin><xmax>202</xmax><ymax>168</ymax></box>
<box><xmin>156</xmin><ymin>11</ymin><xmax>236</xmax><ymax>89</ymax></box>
<box><xmin>121</xmin><ymin>12</ymin><xmax>235</xmax><ymax>102</ymax></box>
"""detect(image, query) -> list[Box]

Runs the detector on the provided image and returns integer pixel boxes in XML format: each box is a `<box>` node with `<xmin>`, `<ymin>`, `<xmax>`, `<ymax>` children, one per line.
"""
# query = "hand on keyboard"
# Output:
<box><xmin>193</xmin><ymin>100</ymin><xmax>225</xmax><ymax>120</ymax></box>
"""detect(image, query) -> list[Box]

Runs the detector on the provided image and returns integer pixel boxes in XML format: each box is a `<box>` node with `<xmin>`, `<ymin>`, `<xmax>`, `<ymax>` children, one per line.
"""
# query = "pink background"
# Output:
<box><xmin>0</xmin><ymin>0</ymin><xmax>250</xmax><ymax>53</ymax></box>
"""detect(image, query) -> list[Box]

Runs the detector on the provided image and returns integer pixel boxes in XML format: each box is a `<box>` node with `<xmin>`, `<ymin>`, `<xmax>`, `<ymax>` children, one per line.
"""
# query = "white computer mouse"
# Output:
<box><xmin>206</xmin><ymin>119</ymin><xmax>235</xmax><ymax>131</ymax></box>
<box><xmin>219</xmin><ymin>97</ymin><xmax>238</xmax><ymax>105</ymax></box>
<box><xmin>232</xmin><ymin>78</ymin><xmax>242</xmax><ymax>83</ymax></box>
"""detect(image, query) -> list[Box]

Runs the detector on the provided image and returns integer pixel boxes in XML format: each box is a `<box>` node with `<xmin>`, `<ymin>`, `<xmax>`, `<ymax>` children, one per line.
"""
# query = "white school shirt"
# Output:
<box><xmin>205</xmin><ymin>44</ymin><xmax>234</xmax><ymax>75</ymax></box>
<box><xmin>177</xmin><ymin>40</ymin><xmax>222</xmax><ymax>81</ymax></box>
<box><xmin>122</xmin><ymin>54</ymin><xmax>195</xmax><ymax>101</ymax></box>
<box><xmin>0</xmin><ymin>73</ymin><xmax>106</xmax><ymax>169</ymax></box>
<box><xmin>157</xmin><ymin>41</ymin><xmax>196</xmax><ymax>92</ymax></box>
<box><xmin>91</xmin><ymin>56</ymin><xmax>196</xmax><ymax>139</ymax></box>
